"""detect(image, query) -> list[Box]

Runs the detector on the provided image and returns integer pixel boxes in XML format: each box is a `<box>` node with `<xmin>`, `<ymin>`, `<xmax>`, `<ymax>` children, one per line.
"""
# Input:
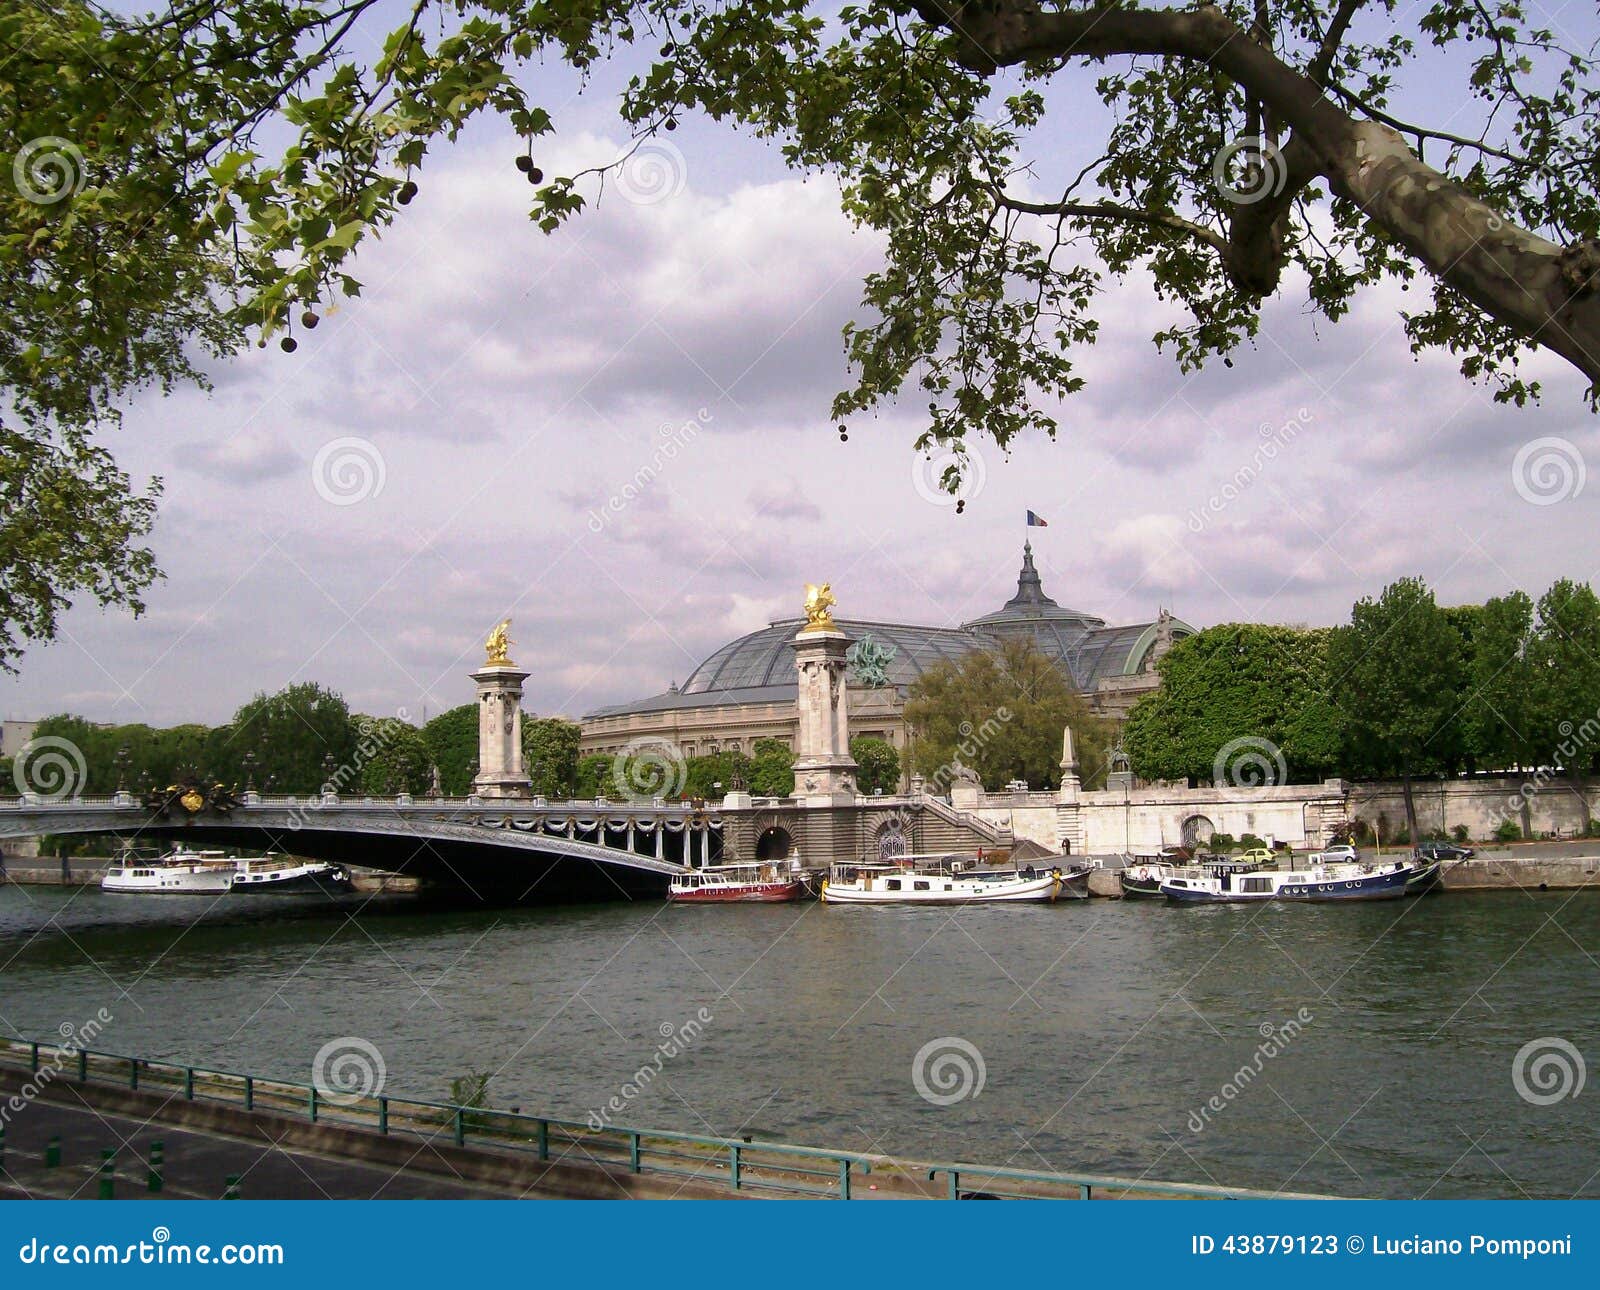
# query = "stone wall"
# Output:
<box><xmin>721</xmin><ymin>798</ymin><xmax>1006</xmax><ymax>868</ymax></box>
<box><xmin>1346</xmin><ymin>775</ymin><xmax>1599</xmax><ymax>841</ymax></box>
<box><xmin>960</xmin><ymin>781</ymin><xmax>1347</xmax><ymax>856</ymax></box>
<box><xmin>948</xmin><ymin>772</ymin><xmax>1600</xmax><ymax>856</ymax></box>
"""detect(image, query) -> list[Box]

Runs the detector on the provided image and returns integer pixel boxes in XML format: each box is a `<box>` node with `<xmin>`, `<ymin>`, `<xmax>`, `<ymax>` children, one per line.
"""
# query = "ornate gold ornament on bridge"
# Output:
<box><xmin>143</xmin><ymin>779</ymin><xmax>243</xmax><ymax>818</ymax></box>
<box><xmin>484</xmin><ymin>617</ymin><xmax>515</xmax><ymax>666</ymax></box>
<box><xmin>801</xmin><ymin>583</ymin><xmax>837</xmax><ymax>632</ymax></box>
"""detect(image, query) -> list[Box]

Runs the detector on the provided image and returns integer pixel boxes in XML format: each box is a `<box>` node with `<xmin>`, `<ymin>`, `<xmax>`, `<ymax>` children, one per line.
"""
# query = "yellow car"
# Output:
<box><xmin>1238</xmin><ymin>847</ymin><xmax>1277</xmax><ymax>866</ymax></box>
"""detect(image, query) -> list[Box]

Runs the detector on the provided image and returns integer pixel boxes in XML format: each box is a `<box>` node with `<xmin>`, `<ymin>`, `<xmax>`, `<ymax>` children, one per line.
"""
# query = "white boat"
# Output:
<box><xmin>821</xmin><ymin>856</ymin><xmax>1073</xmax><ymax>905</ymax></box>
<box><xmin>102</xmin><ymin>847</ymin><xmax>347</xmax><ymax>895</ymax></box>
<box><xmin>101</xmin><ymin>848</ymin><xmax>235</xmax><ymax>895</ymax></box>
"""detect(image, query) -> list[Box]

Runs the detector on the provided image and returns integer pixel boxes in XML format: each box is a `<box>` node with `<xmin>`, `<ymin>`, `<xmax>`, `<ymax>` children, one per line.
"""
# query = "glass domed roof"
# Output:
<box><xmin>679</xmin><ymin>619</ymin><xmax>975</xmax><ymax>694</ymax></box>
<box><xmin>584</xmin><ymin>544</ymin><xmax>1192</xmax><ymax>720</ymax></box>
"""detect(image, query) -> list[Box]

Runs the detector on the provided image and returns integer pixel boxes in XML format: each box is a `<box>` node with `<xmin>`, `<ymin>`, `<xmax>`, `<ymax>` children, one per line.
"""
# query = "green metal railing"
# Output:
<box><xmin>0</xmin><ymin>1036</ymin><xmax>1330</xmax><ymax>1200</ymax></box>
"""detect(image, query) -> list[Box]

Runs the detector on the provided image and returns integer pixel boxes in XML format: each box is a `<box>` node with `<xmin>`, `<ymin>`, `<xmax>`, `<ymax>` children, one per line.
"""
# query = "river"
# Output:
<box><xmin>1</xmin><ymin>883</ymin><xmax>1595</xmax><ymax>1198</ymax></box>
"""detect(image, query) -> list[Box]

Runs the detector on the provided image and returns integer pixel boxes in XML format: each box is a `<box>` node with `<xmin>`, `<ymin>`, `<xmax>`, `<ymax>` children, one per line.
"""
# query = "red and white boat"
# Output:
<box><xmin>669</xmin><ymin>862</ymin><xmax>804</xmax><ymax>904</ymax></box>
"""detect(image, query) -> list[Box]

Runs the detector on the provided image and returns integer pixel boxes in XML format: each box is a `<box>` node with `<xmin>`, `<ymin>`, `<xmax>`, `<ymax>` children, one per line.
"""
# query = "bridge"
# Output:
<box><xmin>0</xmin><ymin>792</ymin><xmax>715</xmax><ymax>902</ymax></box>
<box><xmin>0</xmin><ymin>785</ymin><xmax>1017</xmax><ymax>903</ymax></box>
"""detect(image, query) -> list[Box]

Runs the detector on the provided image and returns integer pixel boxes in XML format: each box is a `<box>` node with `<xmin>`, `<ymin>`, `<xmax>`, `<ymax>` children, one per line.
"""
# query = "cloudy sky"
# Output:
<box><xmin>4</xmin><ymin>14</ymin><xmax>1598</xmax><ymax>730</ymax></box>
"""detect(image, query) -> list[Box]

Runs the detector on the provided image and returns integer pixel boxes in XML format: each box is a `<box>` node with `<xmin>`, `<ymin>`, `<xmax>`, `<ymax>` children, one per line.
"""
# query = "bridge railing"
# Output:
<box><xmin>0</xmin><ymin>793</ymin><xmax>706</xmax><ymax>806</ymax></box>
<box><xmin>0</xmin><ymin>1036</ymin><xmax>1334</xmax><ymax>1200</ymax></box>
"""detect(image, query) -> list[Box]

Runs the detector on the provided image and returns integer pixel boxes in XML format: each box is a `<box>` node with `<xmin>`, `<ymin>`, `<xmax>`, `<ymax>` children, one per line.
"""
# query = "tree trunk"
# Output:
<box><xmin>1400</xmin><ymin>771</ymin><xmax>1419</xmax><ymax>848</ymax></box>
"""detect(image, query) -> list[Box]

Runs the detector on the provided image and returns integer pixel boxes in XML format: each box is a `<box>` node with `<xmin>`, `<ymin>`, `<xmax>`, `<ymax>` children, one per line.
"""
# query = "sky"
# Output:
<box><xmin>4</xmin><ymin>6</ymin><xmax>1598</xmax><ymax>730</ymax></box>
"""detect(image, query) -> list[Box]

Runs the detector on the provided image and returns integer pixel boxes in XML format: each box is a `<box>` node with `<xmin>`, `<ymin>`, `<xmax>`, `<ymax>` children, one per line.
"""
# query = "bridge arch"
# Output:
<box><xmin>0</xmin><ymin>797</ymin><xmax>705</xmax><ymax>903</ymax></box>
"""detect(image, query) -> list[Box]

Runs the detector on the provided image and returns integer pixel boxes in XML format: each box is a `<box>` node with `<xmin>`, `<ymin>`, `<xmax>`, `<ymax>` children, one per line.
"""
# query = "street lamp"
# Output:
<box><xmin>114</xmin><ymin>746</ymin><xmax>130</xmax><ymax>792</ymax></box>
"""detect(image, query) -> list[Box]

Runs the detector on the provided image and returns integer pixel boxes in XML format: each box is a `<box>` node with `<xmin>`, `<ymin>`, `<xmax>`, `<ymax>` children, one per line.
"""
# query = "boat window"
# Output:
<box><xmin>1243</xmin><ymin>878</ymin><xmax>1272</xmax><ymax>892</ymax></box>
<box><xmin>885</xmin><ymin>879</ymin><xmax>901</xmax><ymax>891</ymax></box>
<box><xmin>944</xmin><ymin>884</ymin><xmax>953</xmax><ymax>891</ymax></box>
<box><xmin>914</xmin><ymin>881</ymin><xmax>930</xmax><ymax>891</ymax></box>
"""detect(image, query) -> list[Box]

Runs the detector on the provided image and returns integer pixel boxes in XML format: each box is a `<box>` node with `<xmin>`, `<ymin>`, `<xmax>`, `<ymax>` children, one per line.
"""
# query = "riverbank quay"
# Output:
<box><xmin>0</xmin><ymin>1040</ymin><xmax>1328</xmax><ymax>1202</ymax></box>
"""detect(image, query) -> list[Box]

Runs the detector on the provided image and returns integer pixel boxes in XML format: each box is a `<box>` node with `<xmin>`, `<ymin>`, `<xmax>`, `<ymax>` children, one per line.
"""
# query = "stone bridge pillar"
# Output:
<box><xmin>473</xmin><ymin>628</ymin><xmax>532</xmax><ymax>799</ymax></box>
<box><xmin>790</xmin><ymin>595</ymin><xmax>857</xmax><ymax>807</ymax></box>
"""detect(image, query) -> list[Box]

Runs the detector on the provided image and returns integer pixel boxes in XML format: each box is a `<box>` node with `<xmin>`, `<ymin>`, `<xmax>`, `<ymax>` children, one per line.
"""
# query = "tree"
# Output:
<box><xmin>905</xmin><ymin>636</ymin><xmax>1110</xmax><ymax>791</ymax></box>
<box><xmin>423</xmin><ymin>704</ymin><xmax>478</xmax><ymax>794</ymax></box>
<box><xmin>1527</xmin><ymin>579</ymin><xmax>1600</xmax><ymax>822</ymax></box>
<box><xmin>1462</xmin><ymin>591</ymin><xmax>1538</xmax><ymax>773</ymax></box>
<box><xmin>682</xmin><ymin>751</ymin><xmax>752</xmax><ymax>800</ymax></box>
<box><xmin>1327</xmin><ymin>577</ymin><xmax>1464</xmax><ymax>842</ymax></box>
<box><xmin>748</xmin><ymin>738</ymin><xmax>795</xmax><ymax>798</ymax></box>
<box><xmin>1</xmin><ymin>429</ymin><xmax>161</xmax><ymax>673</ymax></box>
<box><xmin>356</xmin><ymin>716</ymin><xmax>432</xmax><ymax>795</ymax></box>
<box><xmin>7</xmin><ymin>2</ymin><xmax>1599</xmax><ymax>665</ymax></box>
<box><xmin>850</xmin><ymin>736</ymin><xmax>901</xmax><ymax>795</ymax></box>
<box><xmin>21</xmin><ymin>715</ymin><xmax>114</xmax><ymax>793</ymax></box>
<box><xmin>227</xmin><ymin>683</ymin><xmax>359</xmax><ymax>794</ymax></box>
<box><xmin>574</xmin><ymin>754</ymin><xmax>615</xmax><ymax>800</ymax></box>
<box><xmin>1122</xmin><ymin>624</ymin><xmax>1339</xmax><ymax>784</ymax></box>
<box><xmin>522</xmin><ymin>717</ymin><xmax>581</xmax><ymax>798</ymax></box>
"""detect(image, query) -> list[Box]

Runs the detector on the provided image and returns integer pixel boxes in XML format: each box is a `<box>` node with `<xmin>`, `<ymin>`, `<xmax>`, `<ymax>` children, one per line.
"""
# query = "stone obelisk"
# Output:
<box><xmin>790</xmin><ymin>583</ymin><xmax>858</xmax><ymax>806</ymax></box>
<box><xmin>472</xmin><ymin>618</ymin><xmax>532</xmax><ymax>799</ymax></box>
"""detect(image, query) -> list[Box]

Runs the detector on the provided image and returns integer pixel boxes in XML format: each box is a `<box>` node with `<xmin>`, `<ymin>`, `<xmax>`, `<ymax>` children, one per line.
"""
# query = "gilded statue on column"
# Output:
<box><xmin>802</xmin><ymin>583</ymin><xmax>837</xmax><ymax>632</ymax></box>
<box><xmin>484</xmin><ymin>618</ymin><xmax>515</xmax><ymax>665</ymax></box>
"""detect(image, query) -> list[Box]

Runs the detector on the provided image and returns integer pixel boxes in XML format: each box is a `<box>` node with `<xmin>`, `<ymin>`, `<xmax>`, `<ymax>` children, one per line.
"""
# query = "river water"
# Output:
<box><xmin>1</xmin><ymin>883</ymin><xmax>1596</xmax><ymax>1198</ymax></box>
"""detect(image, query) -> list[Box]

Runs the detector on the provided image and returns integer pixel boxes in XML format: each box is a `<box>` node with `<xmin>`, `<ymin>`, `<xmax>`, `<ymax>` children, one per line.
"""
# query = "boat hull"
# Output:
<box><xmin>229</xmin><ymin>863</ymin><xmax>349</xmax><ymax>894</ymax></box>
<box><xmin>669</xmin><ymin>881</ymin><xmax>803</xmax><ymax>904</ymax></box>
<box><xmin>1119</xmin><ymin>872</ymin><xmax>1167</xmax><ymax>898</ymax></box>
<box><xmin>821</xmin><ymin>871</ymin><xmax>1067</xmax><ymax>905</ymax></box>
<box><xmin>1405</xmin><ymin>860</ymin><xmax>1443</xmax><ymax>894</ymax></box>
<box><xmin>101</xmin><ymin>869</ymin><xmax>235</xmax><ymax>895</ymax></box>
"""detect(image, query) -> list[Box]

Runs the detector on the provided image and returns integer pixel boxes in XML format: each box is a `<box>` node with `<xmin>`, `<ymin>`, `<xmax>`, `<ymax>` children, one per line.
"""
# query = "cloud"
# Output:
<box><xmin>746</xmin><ymin>481</ymin><xmax>822</xmax><ymax>522</ymax></box>
<box><xmin>5</xmin><ymin>121</ymin><xmax>1597</xmax><ymax>730</ymax></box>
<box><xmin>173</xmin><ymin>432</ymin><xmax>300</xmax><ymax>483</ymax></box>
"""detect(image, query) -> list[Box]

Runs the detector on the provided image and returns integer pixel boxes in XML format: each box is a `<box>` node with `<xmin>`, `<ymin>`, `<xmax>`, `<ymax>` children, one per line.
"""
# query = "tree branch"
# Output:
<box><xmin>1307</xmin><ymin>0</ymin><xmax>1367</xmax><ymax>89</ymax></box>
<box><xmin>991</xmin><ymin>191</ymin><xmax>1229</xmax><ymax>257</ymax></box>
<box><xmin>918</xmin><ymin>0</ymin><xmax>1600</xmax><ymax>385</ymax></box>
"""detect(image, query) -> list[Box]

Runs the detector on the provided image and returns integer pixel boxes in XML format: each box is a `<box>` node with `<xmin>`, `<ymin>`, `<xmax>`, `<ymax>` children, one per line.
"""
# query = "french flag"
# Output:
<box><xmin>1026</xmin><ymin>510</ymin><xmax>1049</xmax><ymax>527</ymax></box>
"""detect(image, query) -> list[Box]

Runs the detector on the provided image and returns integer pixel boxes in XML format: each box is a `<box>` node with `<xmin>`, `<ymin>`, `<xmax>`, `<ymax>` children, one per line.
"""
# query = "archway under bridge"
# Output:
<box><xmin>755</xmin><ymin>826</ymin><xmax>794</xmax><ymax>862</ymax></box>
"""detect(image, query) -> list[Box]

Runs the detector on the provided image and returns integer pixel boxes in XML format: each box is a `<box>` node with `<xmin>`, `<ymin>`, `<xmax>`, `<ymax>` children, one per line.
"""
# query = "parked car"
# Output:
<box><xmin>1238</xmin><ymin>847</ymin><xmax>1277</xmax><ymax>866</ymax></box>
<box><xmin>1415</xmin><ymin>841</ymin><xmax>1474</xmax><ymax>861</ymax></box>
<box><xmin>1313</xmin><ymin>843</ymin><xmax>1360</xmax><ymax>863</ymax></box>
